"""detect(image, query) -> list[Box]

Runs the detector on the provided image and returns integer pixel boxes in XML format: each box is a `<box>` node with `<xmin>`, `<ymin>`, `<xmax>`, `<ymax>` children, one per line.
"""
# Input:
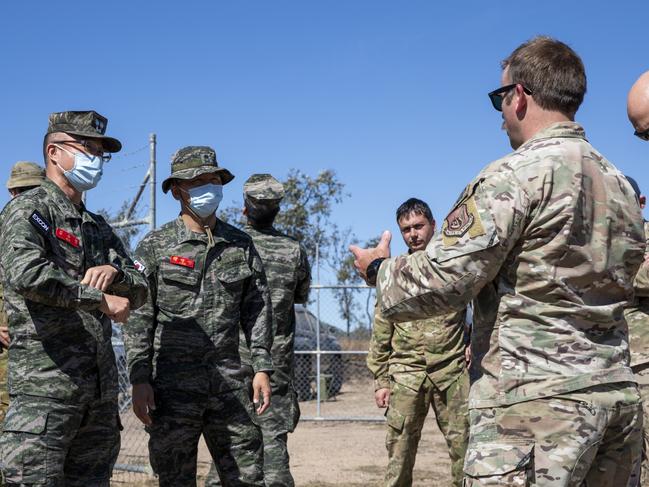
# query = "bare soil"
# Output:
<box><xmin>111</xmin><ymin>381</ymin><xmax>452</xmax><ymax>486</ymax></box>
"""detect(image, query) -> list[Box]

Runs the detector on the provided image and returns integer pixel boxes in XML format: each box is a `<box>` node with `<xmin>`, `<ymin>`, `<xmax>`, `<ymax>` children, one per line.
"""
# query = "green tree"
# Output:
<box><xmin>329</xmin><ymin>226</ymin><xmax>362</xmax><ymax>336</ymax></box>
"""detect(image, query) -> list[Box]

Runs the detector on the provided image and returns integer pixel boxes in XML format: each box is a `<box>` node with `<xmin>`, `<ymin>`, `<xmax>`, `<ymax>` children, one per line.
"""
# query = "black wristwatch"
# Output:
<box><xmin>366</xmin><ymin>258</ymin><xmax>386</xmax><ymax>287</ymax></box>
<box><xmin>110</xmin><ymin>262</ymin><xmax>125</xmax><ymax>283</ymax></box>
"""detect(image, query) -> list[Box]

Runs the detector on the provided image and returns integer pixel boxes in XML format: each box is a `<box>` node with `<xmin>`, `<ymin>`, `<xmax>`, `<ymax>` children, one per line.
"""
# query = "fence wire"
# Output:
<box><xmin>111</xmin><ymin>285</ymin><xmax>381</xmax><ymax>482</ymax></box>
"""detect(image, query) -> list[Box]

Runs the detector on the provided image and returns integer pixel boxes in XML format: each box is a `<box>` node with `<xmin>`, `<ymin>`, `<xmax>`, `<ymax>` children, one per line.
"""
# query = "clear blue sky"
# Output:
<box><xmin>1</xmin><ymin>1</ymin><xmax>647</xmax><ymax>266</ymax></box>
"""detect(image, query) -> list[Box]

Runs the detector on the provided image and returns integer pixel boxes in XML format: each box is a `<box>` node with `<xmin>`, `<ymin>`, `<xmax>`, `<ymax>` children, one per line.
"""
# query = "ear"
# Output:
<box><xmin>514</xmin><ymin>84</ymin><xmax>528</xmax><ymax>115</ymax></box>
<box><xmin>243</xmin><ymin>206</ymin><xmax>248</xmax><ymax>217</ymax></box>
<box><xmin>170</xmin><ymin>184</ymin><xmax>182</xmax><ymax>201</ymax></box>
<box><xmin>47</xmin><ymin>143</ymin><xmax>59</xmax><ymax>166</ymax></box>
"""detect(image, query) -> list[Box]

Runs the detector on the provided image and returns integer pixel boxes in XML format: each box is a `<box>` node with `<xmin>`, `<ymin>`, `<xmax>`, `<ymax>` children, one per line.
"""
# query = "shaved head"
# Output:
<box><xmin>628</xmin><ymin>71</ymin><xmax>649</xmax><ymax>134</ymax></box>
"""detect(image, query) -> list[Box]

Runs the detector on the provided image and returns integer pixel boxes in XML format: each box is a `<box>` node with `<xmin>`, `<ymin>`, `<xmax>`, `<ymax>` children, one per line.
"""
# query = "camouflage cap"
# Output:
<box><xmin>161</xmin><ymin>146</ymin><xmax>234</xmax><ymax>193</ymax></box>
<box><xmin>243</xmin><ymin>173</ymin><xmax>285</xmax><ymax>211</ymax></box>
<box><xmin>6</xmin><ymin>161</ymin><xmax>45</xmax><ymax>190</ymax></box>
<box><xmin>47</xmin><ymin>110</ymin><xmax>122</xmax><ymax>153</ymax></box>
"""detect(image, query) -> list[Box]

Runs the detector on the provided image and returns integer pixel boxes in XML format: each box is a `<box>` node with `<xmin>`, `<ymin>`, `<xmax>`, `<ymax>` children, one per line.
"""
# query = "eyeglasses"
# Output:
<box><xmin>488</xmin><ymin>83</ymin><xmax>533</xmax><ymax>111</ymax></box>
<box><xmin>634</xmin><ymin>128</ymin><xmax>649</xmax><ymax>141</ymax></box>
<box><xmin>50</xmin><ymin>139</ymin><xmax>112</xmax><ymax>162</ymax></box>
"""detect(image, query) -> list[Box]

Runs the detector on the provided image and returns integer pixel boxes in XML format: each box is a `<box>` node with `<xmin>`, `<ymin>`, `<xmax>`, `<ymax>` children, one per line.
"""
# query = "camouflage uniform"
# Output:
<box><xmin>0</xmin><ymin>111</ymin><xmax>147</xmax><ymax>487</ymax></box>
<box><xmin>0</xmin><ymin>161</ymin><xmax>46</xmax><ymax>425</ymax></box>
<box><xmin>375</xmin><ymin>123</ymin><xmax>646</xmax><ymax>486</ymax></box>
<box><xmin>367</xmin><ymin>302</ymin><xmax>469</xmax><ymax>487</ymax></box>
<box><xmin>123</xmin><ymin>148</ymin><xmax>273</xmax><ymax>487</ymax></box>
<box><xmin>626</xmin><ymin>220</ymin><xmax>649</xmax><ymax>485</ymax></box>
<box><xmin>206</xmin><ymin>174</ymin><xmax>311</xmax><ymax>487</ymax></box>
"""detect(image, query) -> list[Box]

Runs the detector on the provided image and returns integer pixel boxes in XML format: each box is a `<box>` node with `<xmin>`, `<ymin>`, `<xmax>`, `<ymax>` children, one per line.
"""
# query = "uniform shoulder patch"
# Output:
<box><xmin>442</xmin><ymin>196</ymin><xmax>486</xmax><ymax>246</ymax></box>
<box><xmin>29</xmin><ymin>210</ymin><xmax>51</xmax><ymax>237</ymax></box>
<box><xmin>133</xmin><ymin>259</ymin><xmax>147</xmax><ymax>274</ymax></box>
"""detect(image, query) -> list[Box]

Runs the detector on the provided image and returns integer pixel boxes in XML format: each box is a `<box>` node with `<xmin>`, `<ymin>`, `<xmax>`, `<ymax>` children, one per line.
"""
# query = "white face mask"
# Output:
<box><xmin>56</xmin><ymin>145</ymin><xmax>104</xmax><ymax>192</ymax></box>
<box><xmin>184</xmin><ymin>183</ymin><xmax>223</xmax><ymax>218</ymax></box>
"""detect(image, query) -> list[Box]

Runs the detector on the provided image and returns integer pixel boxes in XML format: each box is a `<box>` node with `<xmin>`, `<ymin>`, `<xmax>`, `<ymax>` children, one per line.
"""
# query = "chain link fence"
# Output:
<box><xmin>111</xmin><ymin>285</ymin><xmax>381</xmax><ymax>483</ymax></box>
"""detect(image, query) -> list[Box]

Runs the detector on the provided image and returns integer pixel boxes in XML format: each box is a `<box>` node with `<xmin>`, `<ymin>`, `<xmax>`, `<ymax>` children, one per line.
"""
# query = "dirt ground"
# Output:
<box><xmin>111</xmin><ymin>380</ymin><xmax>453</xmax><ymax>486</ymax></box>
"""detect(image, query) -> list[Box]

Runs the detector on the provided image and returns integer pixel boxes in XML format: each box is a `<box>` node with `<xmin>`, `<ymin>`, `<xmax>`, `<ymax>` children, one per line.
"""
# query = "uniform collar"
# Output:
<box><xmin>173</xmin><ymin>216</ymin><xmax>232</xmax><ymax>246</ymax></box>
<box><xmin>42</xmin><ymin>178</ymin><xmax>84</xmax><ymax>221</ymax></box>
<box><xmin>518</xmin><ymin>121</ymin><xmax>587</xmax><ymax>152</ymax></box>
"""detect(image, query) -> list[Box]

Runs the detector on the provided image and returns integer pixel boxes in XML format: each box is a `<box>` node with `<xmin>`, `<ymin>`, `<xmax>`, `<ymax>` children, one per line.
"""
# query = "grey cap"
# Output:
<box><xmin>47</xmin><ymin>110</ymin><xmax>121</xmax><ymax>153</ymax></box>
<box><xmin>161</xmin><ymin>146</ymin><xmax>234</xmax><ymax>193</ymax></box>
<box><xmin>6</xmin><ymin>161</ymin><xmax>45</xmax><ymax>190</ymax></box>
<box><xmin>243</xmin><ymin>173</ymin><xmax>284</xmax><ymax>211</ymax></box>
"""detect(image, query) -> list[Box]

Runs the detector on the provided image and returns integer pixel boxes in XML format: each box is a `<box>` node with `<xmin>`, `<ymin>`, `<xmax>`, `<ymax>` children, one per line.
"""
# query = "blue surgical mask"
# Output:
<box><xmin>56</xmin><ymin>145</ymin><xmax>104</xmax><ymax>192</ymax></box>
<box><xmin>185</xmin><ymin>183</ymin><xmax>223</xmax><ymax>218</ymax></box>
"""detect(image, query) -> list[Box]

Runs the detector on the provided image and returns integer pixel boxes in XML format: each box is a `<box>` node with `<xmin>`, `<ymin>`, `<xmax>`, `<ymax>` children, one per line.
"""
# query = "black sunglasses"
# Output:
<box><xmin>488</xmin><ymin>83</ymin><xmax>533</xmax><ymax>111</ymax></box>
<box><xmin>634</xmin><ymin>128</ymin><xmax>649</xmax><ymax>141</ymax></box>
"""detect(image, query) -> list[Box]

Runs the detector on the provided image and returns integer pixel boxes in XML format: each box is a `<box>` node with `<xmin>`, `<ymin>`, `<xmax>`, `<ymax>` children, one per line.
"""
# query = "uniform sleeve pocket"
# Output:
<box><xmin>463</xmin><ymin>442</ymin><xmax>533</xmax><ymax>485</ymax></box>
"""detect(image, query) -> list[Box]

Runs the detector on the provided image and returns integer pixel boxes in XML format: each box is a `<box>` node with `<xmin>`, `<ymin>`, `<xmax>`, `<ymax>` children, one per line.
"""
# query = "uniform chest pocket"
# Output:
<box><xmin>216</xmin><ymin>258</ymin><xmax>252</xmax><ymax>284</ymax></box>
<box><xmin>157</xmin><ymin>261</ymin><xmax>201</xmax><ymax>314</ymax></box>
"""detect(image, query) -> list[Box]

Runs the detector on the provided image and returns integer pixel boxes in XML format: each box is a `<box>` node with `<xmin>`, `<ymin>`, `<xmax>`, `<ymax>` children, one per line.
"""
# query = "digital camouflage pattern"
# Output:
<box><xmin>367</xmin><ymin>304</ymin><xmax>468</xmax><ymax>487</ymax></box>
<box><xmin>161</xmin><ymin>146</ymin><xmax>234</xmax><ymax>193</ymax></box>
<box><xmin>626</xmin><ymin>219</ymin><xmax>649</xmax><ymax>485</ymax></box>
<box><xmin>206</xmin><ymin>215</ymin><xmax>311</xmax><ymax>487</ymax></box>
<box><xmin>375</xmin><ymin>122</ymin><xmax>646</xmax><ymax>483</ymax></box>
<box><xmin>123</xmin><ymin>216</ymin><xmax>273</xmax><ymax>486</ymax></box>
<box><xmin>243</xmin><ymin>173</ymin><xmax>285</xmax><ymax>215</ymax></box>
<box><xmin>463</xmin><ymin>384</ymin><xmax>642</xmax><ymax>486</ymax></box>
<box><xmin>0</xmin><ymin>178</ymin><xmax>147</xmax><ymax>485</ymax></box>
<box><xmin>0</xmin><ymin>281</ymin><xmax>8</xmax><ymax>423</ymax></box>
<box><xmin>47</xmin><ymin>110</ymin><xmax>122</xmax><ymax>153</ymax></box>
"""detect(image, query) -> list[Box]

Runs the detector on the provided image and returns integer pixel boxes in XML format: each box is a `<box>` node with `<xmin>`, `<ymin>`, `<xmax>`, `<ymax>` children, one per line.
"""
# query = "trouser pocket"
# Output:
<box><xmin>463</xmin><ymin>442</ymin><xmax>534</xmax><ymax>486</ymax></box>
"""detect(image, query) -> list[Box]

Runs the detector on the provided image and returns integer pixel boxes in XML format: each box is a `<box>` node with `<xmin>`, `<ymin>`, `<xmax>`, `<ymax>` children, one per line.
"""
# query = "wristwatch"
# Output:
<box><xmin>365</xmin><ymin>258</ymin><xmax>386</xmax><ymax>287</ymax></box>
<box><xmin>110</xmin><ymin>262</ymin><xmax>125</xmax><ymax>283</ymax></box>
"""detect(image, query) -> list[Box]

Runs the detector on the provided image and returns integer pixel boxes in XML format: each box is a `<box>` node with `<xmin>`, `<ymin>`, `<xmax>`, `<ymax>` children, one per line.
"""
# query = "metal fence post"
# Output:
<box><xmin>315</xmin><ymin>242</ymin><xmax>322</xmax><ymax>419</ymax></box>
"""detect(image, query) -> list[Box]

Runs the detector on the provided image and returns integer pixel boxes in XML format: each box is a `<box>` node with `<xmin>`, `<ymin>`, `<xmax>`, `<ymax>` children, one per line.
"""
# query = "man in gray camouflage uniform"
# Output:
<box><xmin>351</xmin><ymin>37</ymin><xmax>646</xmax><ymax>486</ymax></box>
<box><xmin>123</xmin><ymin>148</ymin><xmax>274</xmax><ymax>487</ymax></box>
<box><xmin>0</xmin><ymin>162</ymin><xmax>46</xmax><ymax>425</ymax></box>
<box><xmin>0</xmin><ymin>111</ymin><xmax>148</xmax><ymax>486</ymax></box>
<box><xmin>627</xmin><ymin>72</ymin><xmax>649</xmax><ymax>486</ymax></box>
<box><xmin>206</xmin><ymin>173</ymin><xmax>311</xmax><ymax>487</ymax></box>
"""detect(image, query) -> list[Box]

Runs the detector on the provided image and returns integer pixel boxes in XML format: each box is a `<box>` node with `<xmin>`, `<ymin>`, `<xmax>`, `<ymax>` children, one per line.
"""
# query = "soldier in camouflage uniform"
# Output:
<box><xmin>123</xmin><ymin>148</ymin><xmax>274</xmax><ymax>487</ymax></box>
<box><xmin>206</xmin><ymin>173</ymin><xmax>311</xmax><ymax>487</ymax></box>
<box><xmin>0</xmin><ymin>111</ymin><xmax>148</xmax><ymax>486</ymax></box>
<box><xmin>367</xmin><ymin>198</ymin><xmax>469</xmax><ymax>487</ymax></box>
<box><xmin>351</xmin><ymin>37</ymin><xmax>645</xmax><ymax>486</ymax></box>
<box><xmin>0</xmin><ymin>162</ymin><xmax>46</xmax><ymax>425</ymax></box>
<box><xmin>628</xmin><ymin>73</ymin><xmax>649</xmax><ymax>486</ymax></box>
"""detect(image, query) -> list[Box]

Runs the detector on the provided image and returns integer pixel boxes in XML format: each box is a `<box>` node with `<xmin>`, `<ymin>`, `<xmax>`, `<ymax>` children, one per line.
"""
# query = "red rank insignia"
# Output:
<box><xmin>170</xmin><ymin>255</ymin><xmax>195</xmax><ymax>269</ymax></box>
<box><xmin>55</xmin><ymin>228</ymin><xmax>80</xmax><ymax>248</ymax></box>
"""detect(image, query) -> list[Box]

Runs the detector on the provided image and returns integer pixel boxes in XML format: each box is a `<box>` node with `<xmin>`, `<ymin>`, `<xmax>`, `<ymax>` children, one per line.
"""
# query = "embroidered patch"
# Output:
<box><xmin>134</xmin><ymin>260</ymin><xmax>146</xmax><ymax>273</ymax></box>
<box><xmin>29</xmin><ymin>210</ymin><xmax>51</xmax><ymax>236</ymax></box>
<box><xmin>170</xmin><ymin>255</ymin><xmax>195</xmax><ymax>269</ymax></box>
<box><xmin>442</xmin><ymin>196</ymin><xmax>486</xmax><ymax>246</ymax></box>
<box><xmin>55</xmin><ymin>228</ymin><xmax>80</xmax><ymax>248</ymax></box>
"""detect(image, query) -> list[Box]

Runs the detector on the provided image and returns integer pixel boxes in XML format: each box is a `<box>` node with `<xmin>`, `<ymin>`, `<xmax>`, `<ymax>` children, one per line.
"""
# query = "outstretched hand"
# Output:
<box><xmin>349</xmin><ymin>231</ymin><xmax>392</xmax><ymax>284</ymax></box>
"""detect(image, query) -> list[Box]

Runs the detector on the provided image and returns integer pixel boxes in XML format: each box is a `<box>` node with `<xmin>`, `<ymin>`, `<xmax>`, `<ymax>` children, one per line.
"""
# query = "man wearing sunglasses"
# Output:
<box><xmin>0</xmin><ymin>111</ymin><xmax>148</xmax><ymax>486</ymax></box>
<box><xmin>351</xmin><ymin>36</ymin><xmax>645</xmax><ymax>486</ymax></box>
<box><xmin>627</xmin><ymin>74</ymin><xmax>649</xmax><ymax>486</ymax></box>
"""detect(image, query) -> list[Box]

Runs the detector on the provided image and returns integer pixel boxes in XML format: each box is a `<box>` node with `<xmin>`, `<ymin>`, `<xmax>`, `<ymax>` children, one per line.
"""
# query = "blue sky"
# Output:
<box><xmin>1</xmin><ymin>1</ymin><xmax>647</xmax><ymax>270</ymax></box>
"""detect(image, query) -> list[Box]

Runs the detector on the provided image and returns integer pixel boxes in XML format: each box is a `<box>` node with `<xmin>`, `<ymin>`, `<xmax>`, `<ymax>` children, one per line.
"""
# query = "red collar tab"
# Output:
<box><xmin>170</xmin><ymin>255</ymin><xmax>195</xmax><ymax>269</ymax></box>
<box><xmin>55</xmin><ymin>228</ymin><xmax>80</xmax><ymax>248</ymax></box>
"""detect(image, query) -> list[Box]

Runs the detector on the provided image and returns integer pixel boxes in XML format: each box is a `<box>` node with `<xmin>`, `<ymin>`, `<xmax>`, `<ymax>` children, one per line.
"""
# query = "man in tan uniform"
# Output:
<box><xmin>627</xmin><ymin>72</ymin><xmax>649</xmax><ymax>486</ymax></box>
<box><xmin>0</xmin><ymin>161</ymin><xmax>46</xmax><ymax>422</ymax></box>
<box><xmin>367</xmin><ymin>198</ymin><xmax>469</xmax><ymax>487</ymax></box>
<box><xmin>351</xmin><ymin>37</ymin><xmax>645</xmax><ymax>486</ymax></box>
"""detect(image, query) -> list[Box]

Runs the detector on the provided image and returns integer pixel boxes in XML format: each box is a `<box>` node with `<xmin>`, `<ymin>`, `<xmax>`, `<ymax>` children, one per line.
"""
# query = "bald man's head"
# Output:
<box><xmin>628</xmin><ymin>71</ymin><xmax>649</xmax><ymax>139</ymax></box>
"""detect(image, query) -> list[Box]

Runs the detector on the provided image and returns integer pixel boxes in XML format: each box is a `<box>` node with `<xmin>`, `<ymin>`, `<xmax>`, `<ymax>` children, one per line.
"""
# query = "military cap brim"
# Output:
<box><xmin>161</xmin><ymin>166</ymin><xmax>234</xmax><ymax>193</ymax></box>
<box><xmin>62</xmin><ymin>130</ymin><xmax>122</xmax><ymax>153</ymax></box>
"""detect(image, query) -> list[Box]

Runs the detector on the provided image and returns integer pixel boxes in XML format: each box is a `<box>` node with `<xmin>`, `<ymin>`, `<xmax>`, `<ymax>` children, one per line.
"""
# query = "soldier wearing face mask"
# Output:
<box><xmin>0</xmin><ymin>111</ymin><xmax>148</xmax><ymax>486</ymax></box>
<box><xmin>123</xmin><ymin>146</ymin><xmax>273</xmax><ymax>486</ymax></box>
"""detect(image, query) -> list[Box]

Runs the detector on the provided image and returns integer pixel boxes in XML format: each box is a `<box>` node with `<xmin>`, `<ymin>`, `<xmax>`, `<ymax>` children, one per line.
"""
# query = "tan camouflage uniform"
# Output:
<box><xmin>123</xmin><ymin>148</ymin><xmax>273</xmax><ymax>487</ymax></box>
<box><xmin>367</xmin><ymin>296</ymin><xmax>468</xmax><ymax>486</ymax></box>
<box><xmin>376</xmin><ymin>123</ymin><xmax>646</xmax><ymax>486</ymax></box>
<box><xmin>626</xmin><ymin>220</ymin><xmax>649</xmax><ymax>485</ymax></box>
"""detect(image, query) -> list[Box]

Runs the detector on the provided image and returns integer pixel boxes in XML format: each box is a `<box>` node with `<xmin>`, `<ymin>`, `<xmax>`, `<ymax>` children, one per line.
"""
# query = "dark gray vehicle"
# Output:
<box><xmin>293</xmin><ymin>305</ymin><xmax>344</xmax><ymax>400</ymax></box>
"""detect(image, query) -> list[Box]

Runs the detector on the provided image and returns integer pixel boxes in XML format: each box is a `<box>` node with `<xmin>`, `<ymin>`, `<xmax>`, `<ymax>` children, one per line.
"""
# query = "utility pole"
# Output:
<box><xmin>149</xmin><ymin>133</ymin><xmax>156</xmax><ymax>230</ymax></box>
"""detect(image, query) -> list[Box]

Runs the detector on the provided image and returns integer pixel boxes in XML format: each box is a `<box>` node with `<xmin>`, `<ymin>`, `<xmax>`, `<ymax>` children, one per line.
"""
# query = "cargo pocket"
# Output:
<box><xmin>2</xmin><ymin>409</ymin><xmax>49</xmax><ymax>484</ymax></box>
<box><xmin>463</xmin><ymin>442</ymin><xmax>533</xmax><ymax>486</ymax></box>
<box><xmin>385</xmin><ymin>406</ymin><xmax>406</xmax><ymax>433</ymax></box>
